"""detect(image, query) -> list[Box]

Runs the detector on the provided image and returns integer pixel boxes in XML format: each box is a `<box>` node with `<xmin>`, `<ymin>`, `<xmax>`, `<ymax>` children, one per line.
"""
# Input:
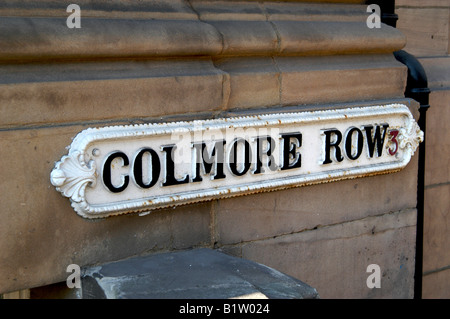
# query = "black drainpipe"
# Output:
<box><xmin>367</xmin><ymin>0</ymin><xmax>430</xmax><ymax>299</ymax></box>
<box><xmin>367</xmin><ymin>0</ymin><xmax>398</xmax><ymax>27</ymax></box>
<box><xmin>393</xmin><ymin>50</ymin><xmax>430</xmax><ymax>300</ymax></box>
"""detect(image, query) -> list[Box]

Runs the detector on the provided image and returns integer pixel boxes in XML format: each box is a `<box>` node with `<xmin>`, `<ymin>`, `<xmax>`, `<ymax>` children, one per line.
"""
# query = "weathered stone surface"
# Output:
<box><xmin>419</xmin><ymin>56</ymin><xmax>450</xmax><ymax>296</ymax></box>
<box><xmin>423</xmin><ymin>268</ymin><xmax>450</xmax><ymax>299</ymax></box>
<box><xmin>208</xmin><ymin>20</ymin><xmax>278</xmax><ymax>55</ymax></box>
<box><xmin>420</xmin><ymin>57</ymin><xmax>450</xmax><ymax>90</ymax></box>
<box><xmin>397</xmin><ymin>7</ymin><xmax>449</xmax><ymax>57</ymax></box>
<box><xmin>214</xmin><ymin>54</ymin><xmax>408</xmax><ymax>110</ymax></box>
<box><xmin>190</xmin><ymin>1</ymin><xmax>367</xmax><ymax>22</ymax></box>
<box><xmin>0</xmin><ymin>59</ymin><xmax>228</xmax><ymax>128</ymax></box>
<box><xmin>263</xmin><ymin>1</ymin><xmax>367</xmax><ymax>22</ymax></box>
<box><xmin>213</xmin><ymin>57</ymin><xmax>280</xmax><ymax>109</ymax></box>
<box><xmin>0</xmin><ymin>0</ymin><xmax>198</xmax><ymax>20</ymax></box>
<box><xmin>424</xmin><ymin>90</ymin><xmax>450</xmax><ymax>187</ymax></box>
<box><xmin>0</xmin><ymin>54</ymin><xmax>409</xmax><ymax>128</ymax></box>
<box><xmin>0</xmin><ymin>17</ymin><xmax>222</xmax><ymax>61</ymax></box>
<box><xmin>190</xmin><ymin>0</ymin><xmax>266</xmax><ymax>21</ymax></box>
<box><xmin>230</xmin><ymin>209</ymin><xmax>417</xmax><ymax>299</ymax></box>
<box><xmin>276</xmin><ymin>54</ymin><xmax>407</xmax><ymax>106</ymax></box>
<box><xmin>0</xmin><ymin>2</ymin><xmax>406</xmax><ymax>61</ymax></box>
<box><xmin>423</xmin><ymin>184</ymin><xmax>450</xmax><ymax>273</ymax></box>
<box><xmin>273</xmin><ymin>21</ymin><xmax>406</xmax><ymax>55</ymax></box>
<box><xmin>81</xmin><ymin>248</ymin><xmax>319</xmax><ymax>299</ymax></box>
<box><xmin>397</xmin><ymin>0</ymin><xmax>449</xmax><ymax>6</ymax></box>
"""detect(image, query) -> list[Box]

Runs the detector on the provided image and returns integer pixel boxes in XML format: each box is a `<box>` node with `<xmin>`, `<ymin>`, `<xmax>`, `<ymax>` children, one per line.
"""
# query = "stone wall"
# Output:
<box><xmin>0</xmin><ymin>0</ymin><xmax>420</xmax><ymax>299</ymax></box>
<box><xmin>396</xmin><ymin>0</ymin><xmax>450</xmax><ymax>299</ymax></box>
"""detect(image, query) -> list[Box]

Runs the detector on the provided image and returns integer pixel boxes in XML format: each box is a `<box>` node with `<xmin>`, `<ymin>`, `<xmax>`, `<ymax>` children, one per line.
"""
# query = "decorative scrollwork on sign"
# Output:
<box><xmin>50</xmin><ymin>151</ymin><xmax>97</xmax><ymax>203</ymax></box>
<box><xmin>397</xmin><ymin>121</ymin><xmax>424</xmax><ymax>156</ymax></box>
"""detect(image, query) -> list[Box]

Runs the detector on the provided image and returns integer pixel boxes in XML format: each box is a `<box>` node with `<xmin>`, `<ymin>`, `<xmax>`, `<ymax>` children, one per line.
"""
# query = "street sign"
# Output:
<box><xmin>51</xmin><ymin>104</ymin><xmax>423</xmax><ymax>218</ymax></box>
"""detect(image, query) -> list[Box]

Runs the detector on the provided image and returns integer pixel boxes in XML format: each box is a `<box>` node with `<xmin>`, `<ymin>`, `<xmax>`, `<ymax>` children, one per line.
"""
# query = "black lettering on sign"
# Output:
<box><xmin>99</xmin><ymin>125</ymin><xmax>393</xmax><ymax>193</ymax></box>
<box><xmin>162</xmin><ymin>145</ymin><xmax>190</xmax><ymax>187</ymax></box>
<box><xmin>280</xmin><ymin>133</ymin><xmax>302</xmax><ymax>171</ymax></box>
<box><xmin>322</xmin><ymin>124</ymin><xmax>389</xmax><ymax>164</ymax></box>
<box><xmin>228</xmin><ymin>138</ymin><xmax>252</xmax><ymax>176</ymax></box>
<box><xmin>254</xmin><ymin>136</ymin><xmax>277</xmax><ymax>174</ymax></box>
<box><xmin>322</xmin><ymin>129</ymin><xmax>344</xmax><ymax>164</ymax></box>
<box><xmin>364</xmin><ymin>124</ymin><xmax>389</xmax><ymax>158</ymax></box>
<box><xmin>345</xmin><ymin>127</ymin><xmax>364</xmax><ymax>160</ymax></box>
<box><xmin>133</xmin><ymin>148</ymin><xmax>160</xmax><ymax>189</ymax></box>
<box><xmin>192</xmin><ymin>140</ymin><xmax>226</xmax><ymax>182</ymax></box>
<box><xmin>103</xmin><ymin>151</ymin><xmax>130</xmax><ymax>193</ymax></box>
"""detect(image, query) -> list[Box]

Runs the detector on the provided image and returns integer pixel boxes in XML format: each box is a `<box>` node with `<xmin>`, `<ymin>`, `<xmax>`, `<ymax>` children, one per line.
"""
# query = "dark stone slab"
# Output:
<box><xmin>81</xmin><ymin>248</ymin><xmax>319</xmax><ymax>299</ymax></box>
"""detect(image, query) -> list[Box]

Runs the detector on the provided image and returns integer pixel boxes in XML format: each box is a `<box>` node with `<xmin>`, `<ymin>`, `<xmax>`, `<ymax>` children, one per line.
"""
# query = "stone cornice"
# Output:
<box><xmin>0</xmin><ymin>0</ymin><xmax>405</xmax><ymax>62</ymax></box>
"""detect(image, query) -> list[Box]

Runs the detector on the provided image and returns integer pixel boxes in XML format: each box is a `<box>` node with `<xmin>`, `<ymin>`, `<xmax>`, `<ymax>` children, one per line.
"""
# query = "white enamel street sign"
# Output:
<box><xmin>50</xmin><ymin>104</ymin><xmax>423</xmax><ymax>219</ymax></box>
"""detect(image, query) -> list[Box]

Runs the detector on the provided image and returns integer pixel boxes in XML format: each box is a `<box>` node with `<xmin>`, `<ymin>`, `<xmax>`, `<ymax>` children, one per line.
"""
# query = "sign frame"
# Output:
<box><xmin>50</xmin><ymin>104</ymin><xmax>423</xmax><ymax>219</ymax></box>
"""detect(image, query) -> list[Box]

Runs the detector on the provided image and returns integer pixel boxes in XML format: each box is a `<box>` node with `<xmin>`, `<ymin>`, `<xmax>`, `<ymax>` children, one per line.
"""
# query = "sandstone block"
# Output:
<box><xmin>397</xmin><ymin>7</ymin><xmax>449</xmax><ymax>57</ymax></box>
<box><xmin>420</xmin><ymin>57</ymin><xmax>450</xmax><ymax>90</ymax></box>
<box><xmin>423</xmin><ymin>184</ymin><xmax>450</xmax><ymax>273</ymax></box>
<box><xmin>423</xmin><ymin>268</ymin><xmax>450</xmax><ymax>299</ymax></box>
<box><xmin>213</xmin><ymin>57</ymin><xmax>280</xmax><ymax>109</ymax></box>
<box><xmin>0</xmin><ymin>17</ymin><xmax>222</xmax><ymax>61</ymax></box>
<box><xmin>0</xmin><ymin>59</ymin><xmax>228</xmax><ymax>128</ymax></box>
<box><xmin>239</xmin><ymin>209</ymin><xmax>417</xmax><ymax>299</ymax></box>
<box><xmin>275</xmin><ymin>54</ymin><xmax>407</xmax><ymax>106</ymax></box>
<box><xmin>208</xmin><ymin>21</ymin><xmax>278</xmax><ymax>55</ymax></box>
<box><xmin>273</xmin><ymin>21</ymin><xmax>406</xmax><ymax>55</ymax></box>
<box><xmin>424</xmin><ymin>90</ymin><xmax>450</xmax><ymax>186</ymax></box>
